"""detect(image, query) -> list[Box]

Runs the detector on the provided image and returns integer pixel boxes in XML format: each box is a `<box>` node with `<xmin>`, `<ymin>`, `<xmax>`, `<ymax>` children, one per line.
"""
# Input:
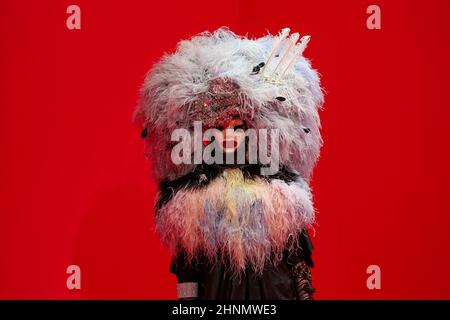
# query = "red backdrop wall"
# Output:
<box><xmin>1</xmin><ymin>0</ymin><xmax>450</xmax><ymax>299</ymax></box>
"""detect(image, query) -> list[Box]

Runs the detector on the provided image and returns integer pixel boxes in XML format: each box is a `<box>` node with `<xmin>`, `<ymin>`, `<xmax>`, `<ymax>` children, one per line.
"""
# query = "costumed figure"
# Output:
<box><xmin>134</xmin><ymin>27</ymin><xmax>324</xmax><ymax>300</ymax></box>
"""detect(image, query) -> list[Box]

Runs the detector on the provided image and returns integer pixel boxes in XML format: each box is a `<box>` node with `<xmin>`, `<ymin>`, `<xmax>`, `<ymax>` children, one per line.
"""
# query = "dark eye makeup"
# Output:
<box><xmin>234</xmin><ymin>124</ymin><xmax>246</xmax><ymax>130</ymax></box>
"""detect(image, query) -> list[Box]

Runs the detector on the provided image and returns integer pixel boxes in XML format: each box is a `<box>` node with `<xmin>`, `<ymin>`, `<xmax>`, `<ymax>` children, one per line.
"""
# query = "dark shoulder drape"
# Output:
<box><xmin>170</xmin><ymin>229</ymin><xmax>314</xmax><ymax>300</ymax></box>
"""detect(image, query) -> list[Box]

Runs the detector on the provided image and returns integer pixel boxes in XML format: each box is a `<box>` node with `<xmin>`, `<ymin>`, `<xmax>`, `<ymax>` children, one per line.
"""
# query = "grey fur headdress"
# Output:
<box><xmin>134</xmin><ymin>26</ymin><xmax>324</xmax><ymax>182</ymax></box>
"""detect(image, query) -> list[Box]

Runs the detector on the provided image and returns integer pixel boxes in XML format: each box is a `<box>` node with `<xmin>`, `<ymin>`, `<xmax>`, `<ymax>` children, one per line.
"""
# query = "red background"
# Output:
<box><xmin>1</xmin><ymin>0</ymin><xmax>450</xmax><ymax>299</ymax></box>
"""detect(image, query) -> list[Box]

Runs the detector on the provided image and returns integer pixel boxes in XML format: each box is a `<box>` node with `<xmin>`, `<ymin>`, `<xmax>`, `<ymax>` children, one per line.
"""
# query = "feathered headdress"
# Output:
<box><xmin>134</xmin><ymin>27</ymin><xmax>324</xmax><ymax>182</ymax></box>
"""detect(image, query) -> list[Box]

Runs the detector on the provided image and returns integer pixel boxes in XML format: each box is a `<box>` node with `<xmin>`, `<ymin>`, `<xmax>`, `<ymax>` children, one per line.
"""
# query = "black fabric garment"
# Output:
<box><xmin>170</xmin><ymin>230</ymin><xmax>314</xmax><ymax>300</ymax></box>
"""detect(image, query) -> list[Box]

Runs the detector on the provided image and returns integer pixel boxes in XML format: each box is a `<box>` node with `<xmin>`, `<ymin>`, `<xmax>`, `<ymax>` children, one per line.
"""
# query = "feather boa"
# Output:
<box><xmin>155</xmin><ymin>165</ymin><xmax>314</xmax><ymax>277</ymax></box>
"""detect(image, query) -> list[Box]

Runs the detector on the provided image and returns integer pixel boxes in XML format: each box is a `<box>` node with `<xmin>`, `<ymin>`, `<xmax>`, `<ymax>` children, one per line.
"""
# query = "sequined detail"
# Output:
<box><xmin>189</xmin><ymin>78</ymin><xmax>245</xmax><ymax>128</ymax></box>
<box><xmin>291</xmin><ymin>261</ymin><xmax>315</xmax><ymax>300</ymax></box>
<box><xmin>177</xmin><ymin>282</ymin><xmax>199</xmax><ymax>299</ymax></box>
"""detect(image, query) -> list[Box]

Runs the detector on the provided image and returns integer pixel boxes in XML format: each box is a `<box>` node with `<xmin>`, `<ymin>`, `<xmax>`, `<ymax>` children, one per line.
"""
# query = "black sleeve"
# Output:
<box><xmin>286</xmin><ymin>229</ymin><xmax>315</xmax><ymax>300</ymax></box>
<box><xmin>299</xmin><ymin>229</ymin><xmax>314</xmax><ymax>268</ymax></box>
<box><xmin>285</xmin><ymin>229</ymin><xmax>314</xmax><ymax>268</ymax></box>
<box><xmin>169</xmin><ymin>251</ymin><xmax>201</xmax><ymax>283</ymax></box>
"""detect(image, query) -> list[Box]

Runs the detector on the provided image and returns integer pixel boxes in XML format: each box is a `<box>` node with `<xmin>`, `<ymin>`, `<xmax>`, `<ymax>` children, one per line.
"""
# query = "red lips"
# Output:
<box><xmin>223</xmin><ymin>140</ymin><xmax>238</xmax><ymax>149</ymax></box>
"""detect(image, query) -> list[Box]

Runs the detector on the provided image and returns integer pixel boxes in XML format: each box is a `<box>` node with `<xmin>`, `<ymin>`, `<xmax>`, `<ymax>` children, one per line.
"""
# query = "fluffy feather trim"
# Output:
<box><xmin>155</xmin><ymin>167</ymin><xmax>314</xmax><ymax>277</ymax></box>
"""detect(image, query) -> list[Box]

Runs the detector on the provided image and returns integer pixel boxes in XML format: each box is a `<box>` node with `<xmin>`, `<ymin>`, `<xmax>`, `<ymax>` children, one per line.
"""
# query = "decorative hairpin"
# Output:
<box><xmin>256</xmin><ymin>27</ymin><xmax>311</xmax><ymax>85</ymax></box>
